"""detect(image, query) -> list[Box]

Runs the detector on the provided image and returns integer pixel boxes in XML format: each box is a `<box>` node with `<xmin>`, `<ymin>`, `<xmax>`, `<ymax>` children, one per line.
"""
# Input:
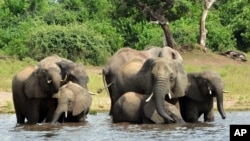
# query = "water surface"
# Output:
<box><xmin>1</xmin><ymin>111</ymin><xmax>250</xmax><ymax>141</ymax></box>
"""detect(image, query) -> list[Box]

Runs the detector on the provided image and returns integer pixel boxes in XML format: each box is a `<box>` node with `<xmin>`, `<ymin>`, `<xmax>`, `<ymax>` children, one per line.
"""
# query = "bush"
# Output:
<box><xmin>206</xmin><ymin>13</ymin><xmax>236</xmax><ymax>52</ymax></box>
<box><xmin>171</xmin><ymin>18</ymin><xmax>200</xmax><ymax>46</ymax></box>
<box><xmin>26</xmin><ymin>24</ymin><xmax>111</xmax><ymax>65</ymax></box>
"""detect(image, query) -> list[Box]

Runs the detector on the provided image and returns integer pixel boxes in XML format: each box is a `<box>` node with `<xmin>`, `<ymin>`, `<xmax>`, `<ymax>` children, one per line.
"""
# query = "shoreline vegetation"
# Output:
<box><xmin>0</xmin><ymin>50</ymin><xmax>250</xmax><ymax>114</ymax></box>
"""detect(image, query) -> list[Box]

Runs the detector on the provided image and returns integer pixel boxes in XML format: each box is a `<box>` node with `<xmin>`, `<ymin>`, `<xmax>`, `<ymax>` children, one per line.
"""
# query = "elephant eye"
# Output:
<box><xmin>169</xmin><ymin>73</ymin><xmax>174</xmax><ymax>81</ymax></box>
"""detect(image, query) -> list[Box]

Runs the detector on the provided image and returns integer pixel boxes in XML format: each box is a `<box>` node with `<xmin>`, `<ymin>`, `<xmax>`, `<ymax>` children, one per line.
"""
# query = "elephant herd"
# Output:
<box><xmin>12</xmin><ymin>46</ymin><xmax>226</xmax><ymax>125</ymax></box>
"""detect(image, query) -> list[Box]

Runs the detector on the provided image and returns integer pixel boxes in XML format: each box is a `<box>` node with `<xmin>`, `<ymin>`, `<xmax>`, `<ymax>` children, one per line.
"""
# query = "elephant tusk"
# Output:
<box><xmin>65</xmin><ymin>111</ymin><xmax>68</xmax><ymax>118</ymax></box>
<box><xmin>168</xmin><ymin>93</ymin><xmax>172</xmax><ymax>99</ymax></box>
<box><xmin>47</xmin><ymin>79</ymin><xmax>52</xmax><ymax>83</ymax></box>
<box><xmin>208</xmin><ymin>87</ymin><xmax>212</xmax><ymax>95</ymax></box>
<box><xmin>223</xmin><ymin>90</ymin><xmax>229</xmax><ymax>93</ymax></box>
<box><xmin>88</xmin><ymin>91</ymin><xmax>97</xmax><ymax>95</ymax></box>
<box><xmin>145</xmin><ymin>93</ymin><xmax>154</xmax><ymax>102</ymax></box>
<box><xmin>60</xmin><ymin>74</ymin><xmax>68</xmax><ymax>82</ymax></box>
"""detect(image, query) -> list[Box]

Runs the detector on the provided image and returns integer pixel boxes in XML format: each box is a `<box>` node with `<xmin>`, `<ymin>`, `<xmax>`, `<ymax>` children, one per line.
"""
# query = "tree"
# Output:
<box><xmin>199</xmin><ymin>0</ymin><xmax>216</xmax><ymax>52</ymax></box>
<box><xmin>136</xmin><ymin>1</ymin><xmax>177</xmax><ymax>48</ymax></box>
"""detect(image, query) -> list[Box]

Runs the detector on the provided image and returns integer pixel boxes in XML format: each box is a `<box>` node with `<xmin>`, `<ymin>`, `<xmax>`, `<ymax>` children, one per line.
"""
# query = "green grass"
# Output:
<box><xmin>0</xmin><ymin>50</ymin><xmax>250</xmax><ymax>113</ymax></box>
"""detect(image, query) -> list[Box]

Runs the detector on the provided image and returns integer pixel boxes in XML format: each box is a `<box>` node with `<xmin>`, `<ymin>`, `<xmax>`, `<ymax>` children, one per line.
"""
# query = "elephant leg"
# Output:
<box><xmin>16</xmin><ymin>112</ymin><xmax>25</xmax><ymax>124</ymax></box>
<box><xmin>180</xmin><ymin>99</ymin><xmax>199</xmax><ymax>122</ymax></box>
<box><xmin>204</xmin><ymin>110</ymin><xmax>214</xmax><ymax>122</ymax></box>
<box><xmin>27</xmin><ymin>101</ymin><xmax>40</xmax><ymax>124</ymax></box>
<box><xmin>44</xmin><ymin>99</ymin><xmax>57</xmax><ymax>122</ymax></box>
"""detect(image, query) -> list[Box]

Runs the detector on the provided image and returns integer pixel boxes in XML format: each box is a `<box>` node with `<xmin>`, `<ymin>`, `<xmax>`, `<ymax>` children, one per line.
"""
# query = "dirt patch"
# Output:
<box><xmin>0</xmin><ymin>92</ymin><xmax>13</xmax><ymax>113</ymax></box>
<box><xmin>0</xmin><ymin>92</ymin><xmax>12</xmax><ymax>106</ymax></box>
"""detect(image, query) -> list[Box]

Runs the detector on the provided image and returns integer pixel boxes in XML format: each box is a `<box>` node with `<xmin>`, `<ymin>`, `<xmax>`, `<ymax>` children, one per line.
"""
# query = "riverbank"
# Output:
<box><xmin>0</xmin><ymin>49</ymin><xmax>250</xmax><ymax>113</ymax></box>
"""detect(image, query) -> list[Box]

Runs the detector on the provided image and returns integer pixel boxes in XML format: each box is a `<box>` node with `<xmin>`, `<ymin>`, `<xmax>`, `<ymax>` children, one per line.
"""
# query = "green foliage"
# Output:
<box><xmin>206</xmin><ymin>12</ymin><xmax>236</xmax><ymax>51</ymax></box>
<box><xmin>27</xmin><ymin>24</ymin><xmax>111</xmax><ymax>65</ymax></box>
<box><xmin>84</xmin><ymin>21</ymin><xmax>124</xmax><ymax>54</ymax></box>
<box><xmin>0</xmin><ymin>0</ymin><xmax>249</xmax><ymax>65</ymax></box>
<box><xmin>171</xmin><ymin>18</ymin><xmax>199</xmax><ymax>46</ymax></box>
<box><xmin>219</xmin><ymin>0</ymin><xmax>250</xmax><ymax>51</ymax></box>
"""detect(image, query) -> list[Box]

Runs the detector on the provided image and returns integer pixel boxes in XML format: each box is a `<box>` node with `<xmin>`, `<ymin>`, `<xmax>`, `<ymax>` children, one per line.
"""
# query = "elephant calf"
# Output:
<box><xmin>179</xmin><ymin>70</ymin><xmax>226</xmax><ymax>122</ymax></box>
<box><xmin>113</xmin><ymin>92</ymin><xmax>184</xmax><ymax>124</ymax></box>
<box><xmin>52</xmin><ymin>81</ymin><xmax>92</xmax><ymax>123</ymax></box>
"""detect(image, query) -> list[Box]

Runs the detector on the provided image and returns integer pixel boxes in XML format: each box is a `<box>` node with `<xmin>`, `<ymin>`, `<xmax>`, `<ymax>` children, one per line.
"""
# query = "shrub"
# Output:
<box><xmin>26</xmin><ymin>24</ymin><xmax>111</xmax><ymax>65</ymax></box>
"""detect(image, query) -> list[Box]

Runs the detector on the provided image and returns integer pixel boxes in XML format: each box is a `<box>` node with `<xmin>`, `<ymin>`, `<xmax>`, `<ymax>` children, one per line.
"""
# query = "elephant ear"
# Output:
<box><xmin>72</xmin><ymin>88</ymin><xmax>92</xmax><ymax>116</ymax></box>
<box><xmin>139</xmin><ymin>58</ymin><xmax>155</xmax><ymax>74</ymax></box>
<box><xmin>143</xmin><ymin>100</ymin><xmax>165</xmax><ymax>124</ymax></box>
<box><xmin>25</xmin><ymin>69</ymin><xmax>47</xmax><ymax>98</ymax></box>
<box><xmin>185</xmin><ymin>73</ymin><xmax>204</xmax><ymax>102</ymax></box>
<box><xmin>171</xmin><ymin>60</ymin><xmax>188</xmax><ymax>98</ymax></box>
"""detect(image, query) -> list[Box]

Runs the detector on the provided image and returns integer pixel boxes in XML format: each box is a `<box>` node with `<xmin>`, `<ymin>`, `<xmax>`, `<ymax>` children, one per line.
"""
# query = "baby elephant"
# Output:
<box><xmin>179</xmin><ymin>70</ymin><xmax>226</xmax><ymax>122</ymax></box>
<box><xmin>52</xmin><ymin>81</ymin><xmax>92</xmax><ymax>123</ymax></box>
<box><xmin>113</xmin><ymin>91</ymin><xmax>184</xmax><ymax>124</ymax></box>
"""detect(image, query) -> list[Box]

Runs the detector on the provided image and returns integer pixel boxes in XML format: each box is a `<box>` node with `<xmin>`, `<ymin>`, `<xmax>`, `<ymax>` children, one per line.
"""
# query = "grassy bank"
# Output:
<box><xmin>0</xmin><ymin>50</ymin><xmax>250</xmax><ymax>114</ymax></box>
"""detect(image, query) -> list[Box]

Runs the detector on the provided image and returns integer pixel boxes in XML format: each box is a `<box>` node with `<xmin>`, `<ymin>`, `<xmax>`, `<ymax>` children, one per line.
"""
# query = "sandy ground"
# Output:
<box><xmin>0</xmin><ymin>92</ymin><xmax>12</xmax><ymax>106</ymax></box>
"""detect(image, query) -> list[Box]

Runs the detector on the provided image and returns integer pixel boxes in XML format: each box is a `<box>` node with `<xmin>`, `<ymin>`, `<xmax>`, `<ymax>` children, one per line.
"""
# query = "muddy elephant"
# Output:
<box><xmin>12</xmin><ymin>55</ymin><xmax>89</xmax><ymax>124</ymax></box>
<box><xmin>113</xmin><ymin>92</ymin><xmax>184</xmax><ymax>124</ymax></box>
<box><xmin>179</xmin><ymin>70</ymin><xmax>226</xmax><ymax>122</ymax></box>
<box><xmin>112</xmin><ymin>58</ymin><xmax>188</xmax><ymax>123</ymax></box>
<box><xmin>51</xmin><ymin>81</ymin><xmax>92</xmax><ymax>123</ymax></box>
<box><xmin>102</xmin><ymin>46</ymin><xmax>183</xmax><ymax>114</ymax></box>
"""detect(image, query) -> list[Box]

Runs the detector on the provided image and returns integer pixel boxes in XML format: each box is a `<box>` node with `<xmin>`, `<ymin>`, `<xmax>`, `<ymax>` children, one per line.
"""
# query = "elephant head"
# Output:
<box><xmin>138</xmin><ymin>58</ymin><xmax>188</xmax><ymax>122</ymax></box>
<box><xmin>160</xmin><ymin>46</ymin><xmax>183</xmax><ymax>63</ymax></box>
<box><xmin>186</xmin><ymin>71</ymin><xmax>226</xmax><ymax>119</ymax></box>
<box><xmin>143</xmin><ymin>46</ymin><xmax>183</xmax><ymax>63</ymax></box>
<box><xmin>24</xmin><ymin>55</ymin><xmax>72</xmax><ymax>98</ymax></box>
<box><xmin>57</xmin><ymin>61</ymin><xmax>89</xmax><ymax>89</ymax></box>
<box><xmin>51</xmin><ymin>81</ymin><xmax>92</xmax><ymax>123</ymax></box>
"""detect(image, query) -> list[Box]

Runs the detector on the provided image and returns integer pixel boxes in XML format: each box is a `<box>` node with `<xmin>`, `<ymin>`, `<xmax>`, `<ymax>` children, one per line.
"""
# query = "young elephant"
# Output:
<box><xmin>179</xmin><ymin>70</ymin><xmax>226</xmax><ymax>122</ymax></box>
<box><xmin>51</xmin><ymin>81</ymin><xmax>92</xmax><ymax>123</ymax></box>
<box><xmin>112</xmin><ymin>91</ymin><xmax>184</xmax><ymax>124</ymax></box>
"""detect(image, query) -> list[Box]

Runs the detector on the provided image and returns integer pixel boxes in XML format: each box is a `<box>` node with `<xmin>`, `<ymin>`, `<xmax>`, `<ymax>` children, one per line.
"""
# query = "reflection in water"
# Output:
<box><xmin>1</xmin><ymin>111</ymin><xmax>250</xmax><ymax>141</ymax></box>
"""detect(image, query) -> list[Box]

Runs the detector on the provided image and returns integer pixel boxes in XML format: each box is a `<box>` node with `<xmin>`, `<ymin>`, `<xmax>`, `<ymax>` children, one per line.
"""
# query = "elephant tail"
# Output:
<box><xmin>97</xmin><ymin>69</ymin><xmax>114</xmax><ymax>94</ymax></box>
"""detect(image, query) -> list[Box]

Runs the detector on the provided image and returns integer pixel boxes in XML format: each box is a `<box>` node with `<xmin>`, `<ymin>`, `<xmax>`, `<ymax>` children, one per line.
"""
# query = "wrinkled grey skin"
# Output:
<box><xmin>12</xmin><ymin>55</ymin><xmax>89</xmax><ymax>124</ymax></box>
<box><xmin>113</xmin><ymin>92</ymin><xmax>184</xmax><ymax>124</ymax></box>
<box><xmin>51</xmin><ymin>81</ymin><xmax>92</xmax><ymax>123</ymax></box>
<box><xmin>179</xmin><ymin>70</ymin><xmax>226</xmax><ymax>122</ymax></box>
<box><xmin>112</xmin><ymin>58</ymin><xmax>188</xmax><ymax>123</ymax></box>
<box><xmin>102</xmin><ymin>46</ymin><xmax>183</xmax><ymax>115</ymax></box>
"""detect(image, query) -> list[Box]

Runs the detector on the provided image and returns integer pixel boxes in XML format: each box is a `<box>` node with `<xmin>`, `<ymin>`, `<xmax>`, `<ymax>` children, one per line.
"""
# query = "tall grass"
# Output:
<box><xmin>0</xmin><ymin>57</ymin><xmax>36</xmax><ymax>92</ymax></box>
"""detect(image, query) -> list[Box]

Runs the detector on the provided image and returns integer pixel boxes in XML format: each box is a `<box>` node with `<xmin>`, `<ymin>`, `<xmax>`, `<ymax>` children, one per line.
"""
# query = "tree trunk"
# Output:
<box><xmin>160</xmin><ymin>23</ymin><xmax>177</xmax><ymax>48</ymax></box>
<box><xmin>137</xmin><ymin>2</ymin><xmax>177</xmax><ymax>48</ymax></box>
<box><xmin>199</xmin><ymin>0</ymin><xmax>216</xmax><ymax>52</ymax></box>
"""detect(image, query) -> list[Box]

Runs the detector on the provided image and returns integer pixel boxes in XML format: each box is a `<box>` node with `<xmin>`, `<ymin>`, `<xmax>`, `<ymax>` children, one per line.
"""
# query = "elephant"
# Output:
<box><xmin>113</xmin><ymin>92</ymin><xmax>184</xmax><ymax>124</ymax></box>
<box><xmin>51</xmin><ymin>81</ymin><xmax>92</xmax><ymax>123</ymax></box>
<box><xmin>102</xmin><ymin>46</ymin><xmax>183</xmax><ymax>115</ymax></box>
<box><xmin>179</xmin><ymin>70</ymin><xmax>226</xmax><ymax>122</ymax></box>
<box><xmin>112</xmin><ymin>57</ymin><xmax>188</xmax><ymax>123</ymax></box>
<box><xmin>12</xmin><ymin>55</ymin><xmax>89</xmax><ymax>124</ymax></box>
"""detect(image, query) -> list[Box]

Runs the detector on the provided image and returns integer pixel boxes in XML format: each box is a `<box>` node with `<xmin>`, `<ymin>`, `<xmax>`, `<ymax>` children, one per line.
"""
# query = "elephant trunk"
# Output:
<box><xmin>153</xmin><ymin>77</ymin><xmax>174</xmax><ymax>123</ymax></box>
<box><xmin>51</xmin><ymin>104</ymin><xmax>68</xmax><ymax>123</ymax></box>
<box><xmin>51</xmin><ymin>112</ymin><xmax>61</xmax><ymax>123</ymax></box>
<box><xmin>215</xmin><ymin>86</ymin><xmax>226</xmax><ymax>119</ymax></box>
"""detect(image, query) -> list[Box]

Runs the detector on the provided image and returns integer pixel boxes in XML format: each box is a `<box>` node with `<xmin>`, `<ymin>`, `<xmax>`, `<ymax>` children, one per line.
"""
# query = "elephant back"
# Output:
<box><xmin>117</xmin><ymin>59</ymin><xmax>144</xmax><ymax>83</ymax></box>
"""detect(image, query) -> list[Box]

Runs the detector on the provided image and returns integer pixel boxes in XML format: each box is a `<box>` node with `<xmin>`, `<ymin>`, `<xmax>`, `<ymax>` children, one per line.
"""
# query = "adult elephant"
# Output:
<box><xmin>12</xmin><ymin>55</ymin><xmax>89</xmax><ymax>124</ymax></box>
<box><xmin>102</xmin><ymin>46</ymin><xmax>183</xmax><ymax>114</ymax></box>
<box><xmin>179</xmin><ymin>70</ymin><xmax>226</xmax><ymax>122</ymax></box>
<box><xmin>112</xmin><ymin>58</ymin><xmax>188</xmax><ymax>123</ymax></box>
<box><xmin>51</xmin><ymin>81</ymin><xmax>92</xmax><ymax>123</ymax></box>
<box><xmin>113</xmin><ymin>92</ymin><xmax>184</xmax><ymax>124</ymax></box>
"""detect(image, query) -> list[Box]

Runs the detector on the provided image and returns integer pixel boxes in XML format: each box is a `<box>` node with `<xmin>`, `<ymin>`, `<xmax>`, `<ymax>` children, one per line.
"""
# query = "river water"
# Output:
<box><xmin>0</xmin><ymin>111</ymin><xmax>250</xmax><ymax>141</ymax></box>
